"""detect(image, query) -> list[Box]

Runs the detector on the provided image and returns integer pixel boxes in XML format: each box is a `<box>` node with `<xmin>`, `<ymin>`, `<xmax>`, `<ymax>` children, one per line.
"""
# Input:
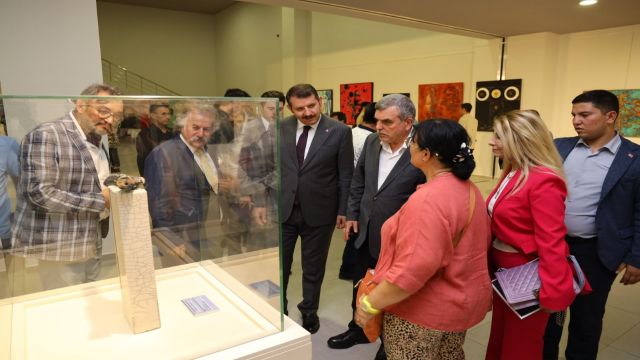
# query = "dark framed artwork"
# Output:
<box><xmin>383</xmin><ymin>92</ymin><xmax>411</xmax><ymax>98</ymax></box>
<box><xmin>417</xmin><ymin>82</ymin><xmax>464</xmax><ymax>122</ymax></box>
<box><xmin>610</xmin><ymin>89</ymin><xmax>640</xmax><ymax>137</ymax></box>
<box><xmin>340</xmin><ymin>82</ymin><xmax>374</xmax><ymax>125</ymax></box>
<box><xmin>475</xmin><ymin>79</ymin><xmax>522</xmax><ymax>131</ymax></box>
<box><xmin>317</xmin><ymin>89</ymin><xmax>333</xmax><ymax>116</ymax></box>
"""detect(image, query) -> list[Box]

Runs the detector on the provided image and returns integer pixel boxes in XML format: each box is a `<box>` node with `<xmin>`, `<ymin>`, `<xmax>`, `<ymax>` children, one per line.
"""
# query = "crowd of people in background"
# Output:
<box><xmin>1</xmin><ymin>83</ymin><xmax>639</xmax><ymax>360</ymax></box>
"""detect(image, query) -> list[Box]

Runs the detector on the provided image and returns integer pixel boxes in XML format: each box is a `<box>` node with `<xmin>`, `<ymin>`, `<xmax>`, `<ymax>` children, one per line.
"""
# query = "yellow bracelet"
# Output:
<box><xmin>361</xmin><ymin>295</ymin><xmax>381</xmax><ymax>315</ymax></box>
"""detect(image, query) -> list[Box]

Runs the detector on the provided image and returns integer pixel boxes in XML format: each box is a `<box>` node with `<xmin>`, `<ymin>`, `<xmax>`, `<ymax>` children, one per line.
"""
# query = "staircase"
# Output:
<box><xmin>102</xmin><ymin>58</ymin><xmax>180</xmax><ymax>96</ymax></box>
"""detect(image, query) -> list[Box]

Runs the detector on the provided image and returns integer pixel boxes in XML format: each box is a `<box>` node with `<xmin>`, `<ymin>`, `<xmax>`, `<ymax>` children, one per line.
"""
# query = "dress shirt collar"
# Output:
<box><xmin>261</xmin><ymin>116</ymin><xmax>270</xmax><ymax>131</ymax></box>
<box><xmin>296</xmin><ymin>118</ymin><xmax>320</xmax><ymax>131</ymax></box>
<box><xmin>380</xmin><ymin>132</ymin><xmax>411</xmax><ymax>155</ymax></box>
<box><xmin>575</xmin><ymin>133</ymin><xmax>621</xmax><ymax>155</ymax></box>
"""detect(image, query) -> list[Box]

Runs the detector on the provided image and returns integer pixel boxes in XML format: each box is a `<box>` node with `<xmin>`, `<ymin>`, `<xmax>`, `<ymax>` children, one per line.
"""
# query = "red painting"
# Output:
<box><xmin>418</xmin><ymin>82</ymin><xmax>464</xmax><ymax>122</ymax></box>
<box><xmin>340</xmin><ymin>82</ymin><xmax>373</xmax><ymax>125</ymax></box>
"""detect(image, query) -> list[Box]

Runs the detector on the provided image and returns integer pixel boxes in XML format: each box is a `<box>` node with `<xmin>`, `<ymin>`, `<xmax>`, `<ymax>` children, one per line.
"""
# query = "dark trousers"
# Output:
<box><xmin>339</xmin><ymin>232</ymin><xmax>358</xmax><ymax>279</ymax></box>
<box><xmin>281</xmin><ymin>205</ymin><xmax>335</xmax><ymax>316</ymax></box>
<box><xmin>543</xmin><ymin>237</ymin><xmax>617</xmax><ymax>360</ymax></box>
<box><xmin>348</xmin><ymin>240</ymin><xmax>378</xmax><ymax>331</ymax></box>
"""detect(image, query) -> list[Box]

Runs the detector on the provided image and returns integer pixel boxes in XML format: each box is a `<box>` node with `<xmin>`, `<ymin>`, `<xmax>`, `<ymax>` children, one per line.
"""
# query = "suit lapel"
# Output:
<box><xmin>377</xmin><ymin>150</ymin><xmax>410</xmax><ymax>193</ymax></box>
<box><xmin>301</xmin><ymin>116</ymin><xmax>331</xmax><ymax>170</ymax></box>
<box><xmin>370</xmin><ymin>140</ymin><xmax>382</xmax><ymax>189</ymax></box>
<box><xmin>492</xmin><ymin>170</ymin><xmax>520</xmax><ymax>210</ymax></box>
<box><xmin>63</xmin><ymin>117</ymin><xmax>101</xmax><ymax>188</ymax></box>
<box><xmin>558</xmin><ymin>137</ymin><xmax>579</xmax><ymax>161</ymax></box>
<box><xmin>282</xmin><ymin>118</ymin><xmax>299</xmax><ymax>169</ymax></box>
<box><xmin>601</xmin><ymin>139</ymin><xmax>638</xmax><ymax>201</ymax></box>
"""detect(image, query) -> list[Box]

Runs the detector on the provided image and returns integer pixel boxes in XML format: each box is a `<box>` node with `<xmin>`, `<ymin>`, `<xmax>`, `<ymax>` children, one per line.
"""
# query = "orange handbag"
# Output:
<box><xmin>356</xmin><ymin>269</ymin><xmax>382</xmax><ymax>342</ymax></box>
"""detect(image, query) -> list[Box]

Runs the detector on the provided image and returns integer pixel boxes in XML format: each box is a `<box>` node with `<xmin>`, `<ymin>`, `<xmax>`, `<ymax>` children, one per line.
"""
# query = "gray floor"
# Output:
<box><xmin>286</xmin><ymin>175</ymin><xmax>640</xmax><ymax>360</ymax></box>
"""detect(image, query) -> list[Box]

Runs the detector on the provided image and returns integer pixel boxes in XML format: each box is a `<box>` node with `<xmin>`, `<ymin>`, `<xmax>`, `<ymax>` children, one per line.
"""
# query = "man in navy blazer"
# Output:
<box><xmin>280</xmin><ymin>84</ymin><xmax>353</xmax><ymax>333</ymax></box>
<box><xmin>544</xmin><ymin>90</ymin><xmax>640</xmax><ymax>359</ymax></box>
<box><xmin>145</xmin><ymin>106</ymin><xmax>223</xmax><ymax>261</ymax></box>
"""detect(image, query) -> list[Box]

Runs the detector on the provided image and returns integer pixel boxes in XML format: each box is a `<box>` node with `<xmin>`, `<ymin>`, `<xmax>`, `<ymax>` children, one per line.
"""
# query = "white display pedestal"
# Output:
<box><xmin>0</xmin><ymin>262</ymin><xmax>311</xmax><ymax>360</ymax></box>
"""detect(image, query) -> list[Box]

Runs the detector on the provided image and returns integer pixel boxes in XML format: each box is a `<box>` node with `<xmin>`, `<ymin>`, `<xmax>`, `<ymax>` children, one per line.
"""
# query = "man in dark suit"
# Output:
<box><xmin>280</xmin><ymin>84</ymin><xmax>354</xmax><ymax>333</ymax></box>
<box><xmin>145</xmin><ymin>106</ymin><xmax>223</xmax><ymax>261</ymax></box>
<box><xmin>543</xmin><ymin>90</ymin><xmax>640</xmax><ymax>359</ymax></box>
<box><xmin>327</xmin><ymin>94</ymin><xmax>425</xmax><ymax>359</ymax></box>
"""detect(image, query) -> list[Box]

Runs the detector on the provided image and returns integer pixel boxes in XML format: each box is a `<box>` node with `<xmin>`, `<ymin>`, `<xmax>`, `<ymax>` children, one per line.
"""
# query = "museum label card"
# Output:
<box><xmin>181</xmin><ymin>295</ymin><xmax>219</xmax><ymax>316</ymax></box>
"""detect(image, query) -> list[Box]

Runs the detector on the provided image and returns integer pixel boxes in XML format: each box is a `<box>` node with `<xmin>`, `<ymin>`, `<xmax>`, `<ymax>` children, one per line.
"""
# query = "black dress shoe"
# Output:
<box><xmin>302</xmin><ymin>313</ymin><xmax>320</xmax><ymax>334</ymax></box>
<box><xmin>327</xmin><ymin>329</ymin><xmax>369</xmax><ymax>349</ymax></box>
<box><xmin>374</xmin><ymin>344</ymin><xmax>387</xmax><ymax>360</ymax></box>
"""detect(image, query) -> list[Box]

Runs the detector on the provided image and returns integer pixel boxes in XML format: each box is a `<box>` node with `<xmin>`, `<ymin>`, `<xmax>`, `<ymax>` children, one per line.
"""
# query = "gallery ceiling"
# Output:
<box><xmin>100</xmin><ymin>0</ymin><xmax>640</xmax><ymax>38</ymax></box>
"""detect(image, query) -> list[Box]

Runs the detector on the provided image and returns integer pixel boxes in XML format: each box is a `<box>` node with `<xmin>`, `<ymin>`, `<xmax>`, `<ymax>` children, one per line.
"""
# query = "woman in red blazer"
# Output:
<box><xmin>485</xmin><ymin>110</ymin><xmax>577</xmax><ymax>360</ymax></box>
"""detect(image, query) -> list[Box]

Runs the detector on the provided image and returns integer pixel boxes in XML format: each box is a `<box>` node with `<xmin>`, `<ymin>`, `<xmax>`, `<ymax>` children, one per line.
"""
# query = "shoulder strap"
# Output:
<box><xmin>452</xmin><ymin>183</ymin><xmax>476</xmax><ymax>248</ymax></box>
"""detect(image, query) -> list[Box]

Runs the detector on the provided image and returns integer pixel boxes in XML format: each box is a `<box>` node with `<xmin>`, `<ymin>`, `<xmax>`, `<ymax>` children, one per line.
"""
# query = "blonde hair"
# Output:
<box><xmin>493</xmin><ymin>109</ymin><xmax>564</xmax><ymax>193</ymax></box>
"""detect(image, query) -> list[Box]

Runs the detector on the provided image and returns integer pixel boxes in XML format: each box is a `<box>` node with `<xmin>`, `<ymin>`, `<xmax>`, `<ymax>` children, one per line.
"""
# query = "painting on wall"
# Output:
<box><xmin>417</xmin><ymin>82</ymin><xmax>463</xmax><ymax>122</ymax></box>
<box><xmin>317</xmin><ymin>89</ymin><xmax>333</xmax><ymax>116</ymax></box>
<box><xmin>340</xmin><ymin>82</ymin><xmax>374</xmax><ymax>125</ymax></box>
<box><xmin>383</xmin><ymin>92</ymin><xmax>411</xmax><ymax>98</ymax></box>
<box><xmin>475</xmin><ymin>79</ymin><xmax>522</xmax><ymax>131</ymax></box>
<box><xmin>610</xmin><ymin>89</ymin><xmax>640</xmax><ymax>137</ymax></box>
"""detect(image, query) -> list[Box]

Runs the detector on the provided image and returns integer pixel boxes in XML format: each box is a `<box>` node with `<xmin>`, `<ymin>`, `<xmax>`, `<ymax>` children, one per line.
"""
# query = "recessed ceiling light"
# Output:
<box><xmin>579</xmin><ymin>0</ymin><xmax>598</xmax><ymax>6</ymax></box>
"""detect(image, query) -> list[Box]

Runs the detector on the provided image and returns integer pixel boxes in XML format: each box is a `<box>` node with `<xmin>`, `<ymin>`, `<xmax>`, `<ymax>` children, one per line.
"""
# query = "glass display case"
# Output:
<box><xmin>0</xmin><ymin>94</ymin><xmax>303</xmax><ymax>359</ymax></box>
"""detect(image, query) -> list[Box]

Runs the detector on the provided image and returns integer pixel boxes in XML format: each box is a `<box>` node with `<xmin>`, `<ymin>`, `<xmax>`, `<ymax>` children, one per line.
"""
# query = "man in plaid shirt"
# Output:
<box><xmin>10</xmin><ymin>84</ymin><xmax>123</xmax><ymax>290</ymax></box>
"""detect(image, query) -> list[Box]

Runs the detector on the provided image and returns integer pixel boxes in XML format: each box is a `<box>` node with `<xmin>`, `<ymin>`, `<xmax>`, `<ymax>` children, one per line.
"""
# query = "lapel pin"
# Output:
<box><xmin>628</xmin><ymin>153</ymin><xmax>634</xmax><ymax>159</ymax></box>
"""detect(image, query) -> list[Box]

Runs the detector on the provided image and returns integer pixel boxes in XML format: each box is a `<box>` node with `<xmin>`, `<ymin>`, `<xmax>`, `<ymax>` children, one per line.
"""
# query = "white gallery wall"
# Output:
<box><xmin>96</xmin><ymin>2</ymin><xmax>217</xmax><ymax>96</ymax></box>
<box><xmin>0</xmin><ymin>0</ymin><xmax>103</xmax><ymax>96</ymax></box>
<box><xmin>214</xmin><ymin>3</ymin><xmax>284</xmax><ymax>95</ymax></box>
<box><xmin>505</xmin><ymin>25</ymin><xmax>640</xmax><ymax>143</ymax></box>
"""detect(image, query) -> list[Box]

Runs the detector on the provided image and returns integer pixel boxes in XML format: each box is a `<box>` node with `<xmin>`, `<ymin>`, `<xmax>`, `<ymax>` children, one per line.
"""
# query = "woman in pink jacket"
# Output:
<box><xmin>485</xmin><ymin>110</ymin><xmax>578</xmax><ymax>359</ymax></box>
<box><xmin>355</xmin><ymin>120</ymin><xmax>492</xmax><ymax>360</ymax></box>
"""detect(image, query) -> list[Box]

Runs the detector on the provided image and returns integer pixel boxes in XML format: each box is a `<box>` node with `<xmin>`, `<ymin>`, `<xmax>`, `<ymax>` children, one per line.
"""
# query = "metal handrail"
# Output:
<box><xmin>101</xmin><ymin>58</ymin><xmax>181</xmax><ymax>96</ymax></box>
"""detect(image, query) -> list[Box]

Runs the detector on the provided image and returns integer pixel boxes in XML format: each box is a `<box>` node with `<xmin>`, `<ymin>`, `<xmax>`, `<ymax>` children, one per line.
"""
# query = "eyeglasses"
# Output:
<box><xmin>87</xmin><ymin>105</ymin><xmax>123</xmax><ymax>122</ymax></box>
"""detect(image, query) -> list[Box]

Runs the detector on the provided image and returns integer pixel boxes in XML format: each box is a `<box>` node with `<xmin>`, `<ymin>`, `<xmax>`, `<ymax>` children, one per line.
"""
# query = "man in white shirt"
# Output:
<box><xmin>339</xmin><ymin>102</ymin><xmax>377</xmax><ymax>280</ymax></box>
<box><xmin>458</xmin><ymin>103</ymin><xmax>478</xmax><ymax>149</ymax></box>
<box><xmin>328</xmin><ymin>94</ymin><xmax>425</xmax><ymax>360</ymax></box>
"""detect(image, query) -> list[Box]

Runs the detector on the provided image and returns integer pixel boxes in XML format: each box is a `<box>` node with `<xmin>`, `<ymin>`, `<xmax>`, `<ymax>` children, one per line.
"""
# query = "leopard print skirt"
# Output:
<box><xmin>383</xmin><ymin>312</ymin><xmax>466</xmax><ymax>360</ymax></box>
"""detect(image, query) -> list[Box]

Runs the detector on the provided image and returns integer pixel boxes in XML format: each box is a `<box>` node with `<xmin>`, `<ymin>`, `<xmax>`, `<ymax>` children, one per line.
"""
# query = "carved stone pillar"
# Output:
<box><xmin>109</xmin><ymin>186</ymin><xmax>161</xmax><ymax>333</ymax></box>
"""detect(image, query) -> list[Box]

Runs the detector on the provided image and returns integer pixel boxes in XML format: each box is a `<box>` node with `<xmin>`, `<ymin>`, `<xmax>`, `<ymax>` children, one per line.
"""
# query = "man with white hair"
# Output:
<box><xmin>145</xmin><ymin>106</ymin><xmax>224</xmax><ymax>260</ymax></box>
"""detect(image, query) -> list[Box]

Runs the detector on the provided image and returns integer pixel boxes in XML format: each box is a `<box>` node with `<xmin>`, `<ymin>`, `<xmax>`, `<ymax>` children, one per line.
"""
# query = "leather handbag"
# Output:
<box><xmin>356</xmin><ymin>183</ymin><xmax>476</xmax><ymax>342</ymax></box>
<box><xmin>495</xmin><ymin>255</ymin><xmax>587</xmax><ymax>310</ymax></box>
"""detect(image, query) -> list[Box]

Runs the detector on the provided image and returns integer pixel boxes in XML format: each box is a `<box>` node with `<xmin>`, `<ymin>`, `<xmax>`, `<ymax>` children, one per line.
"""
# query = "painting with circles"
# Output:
<box><xmin>475</xmin><ymin>79</ymin><xmax>522</xmax><ymax>131</ymax></box>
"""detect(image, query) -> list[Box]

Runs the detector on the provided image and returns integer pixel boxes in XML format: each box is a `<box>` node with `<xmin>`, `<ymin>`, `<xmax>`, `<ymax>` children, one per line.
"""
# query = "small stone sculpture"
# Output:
<box><xmin>104</xmin><ymin>174</ymin><xmax>145</xmax><ymax>191</ymax></box>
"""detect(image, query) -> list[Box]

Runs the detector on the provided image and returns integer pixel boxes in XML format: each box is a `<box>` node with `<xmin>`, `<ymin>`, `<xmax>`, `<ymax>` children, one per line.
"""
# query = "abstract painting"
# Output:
<box><xmin>340</xmin><ymin>82</ymin><xmax>374</xmax><ymax>125</ymax></box>
<box><xmin>317</xmin><ymin>89</ymin><xmax>333</xmax><ymax>116</ymax></box>
<box><xmin>418</xmin><ymin>82</ymin><xmax>463</xmax><ymax>122</ymax></box>
<box><xmin>610</xmin><ymin>89</ymin><xmax>640</xmax><ymax>137</ymax></box>
<box><xmin>475</xmin><ymin>79</ymin><xmax>522</xmax><ymax>131</ymax></box>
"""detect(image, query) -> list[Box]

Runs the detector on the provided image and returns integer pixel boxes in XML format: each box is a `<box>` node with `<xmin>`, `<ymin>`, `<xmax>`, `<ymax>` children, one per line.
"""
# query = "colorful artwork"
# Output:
<box><xmin>340</xmin><ymin>82</ymin><xmax>374</xmax><ymax>125</ymax></box>
<box><xmin>317</xmin><ymin>89</ymin><xmax>333</xmax><ymax>116</ymax></box>
<box><xmin>610</xmin><ymin>89</ymin><xmax>640</xmax><ymax>137</ymax></box>
<box><xmin>475</xmin><ymin>79</ymin><xmax>522</xmax><ymax>131</ymax></box>
<box><xmin>418</xmin><ymin>82</ymin><xmax>463</xmax><ymax>122</ymax></box>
